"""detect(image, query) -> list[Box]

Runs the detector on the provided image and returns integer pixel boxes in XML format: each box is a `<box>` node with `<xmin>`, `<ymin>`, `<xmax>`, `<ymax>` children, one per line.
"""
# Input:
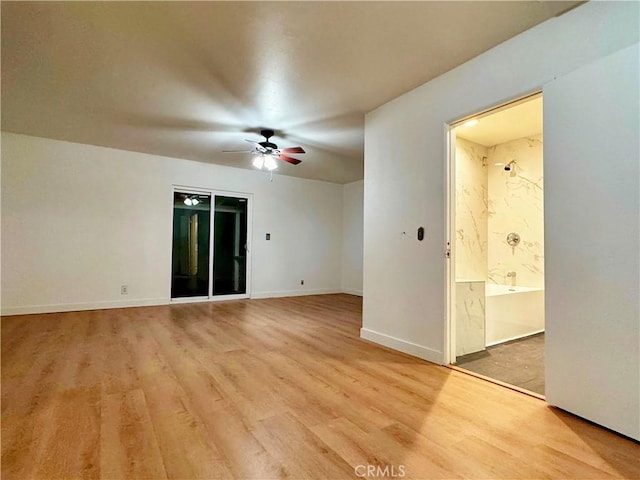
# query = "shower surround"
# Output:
<box><xmin>455</xmin><ymin>135</ymin><xmax>544</xmax><ymax>286</ymax></box>
<box><xmin>454</xmin><ymin>134</ymin><xmax>544</xmax><ymax>357</ymax></box>
<box><xmin>487</xmin><ymin>135</ymin><xmax>544</xmax><ymax>288</ymax></box>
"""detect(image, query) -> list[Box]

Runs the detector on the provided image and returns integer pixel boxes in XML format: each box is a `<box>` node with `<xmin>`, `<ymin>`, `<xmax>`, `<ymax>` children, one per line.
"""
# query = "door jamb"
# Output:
<box><xmin>443</xmin><ymin>90</ymin><xmax>543</xmax><ymax>366</ymax></box>
<box><xmin>444</xmin><ymin>125</ymin><xmax>456</xmax><ymax>365</ymax></box>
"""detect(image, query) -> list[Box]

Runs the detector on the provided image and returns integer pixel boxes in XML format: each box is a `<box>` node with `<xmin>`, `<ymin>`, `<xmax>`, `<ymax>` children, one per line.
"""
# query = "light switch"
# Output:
<box><xmin>266</xmin><ymin>233</ymin><xmax>271</xmax><ymax>240</ymax></box>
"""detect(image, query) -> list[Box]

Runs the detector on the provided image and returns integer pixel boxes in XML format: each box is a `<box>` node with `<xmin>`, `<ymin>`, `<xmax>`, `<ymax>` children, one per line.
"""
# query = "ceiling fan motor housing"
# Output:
<box><xmin>259</xmin><ymin>141</ymin><xmax>278</xmax><ymax>150</ymax></box>
<box><xmin>260</xmin><ymin>129</ymin><xmax>275</xmax><ymax>139</ymax></box>
<box><xmin>259</xmin><ymin>129</ymin><xmax>277</xmax><ymax>150</ymax></box>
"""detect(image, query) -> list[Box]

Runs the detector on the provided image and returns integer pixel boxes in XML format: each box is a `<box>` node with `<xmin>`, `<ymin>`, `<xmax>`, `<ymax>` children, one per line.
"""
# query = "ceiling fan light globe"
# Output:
<box><xmin>264</xmin><ymin>156</ymin><xmax>278</xmax><ymax>171</ymax></box>
<box><xmin>252</xmin><ymin>156</ymin><xmax>265</xmax><ymax>169</ymax></box>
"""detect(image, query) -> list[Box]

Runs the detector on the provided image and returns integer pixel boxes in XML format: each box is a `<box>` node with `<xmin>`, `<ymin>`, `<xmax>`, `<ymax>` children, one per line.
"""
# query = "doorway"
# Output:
<box><xmin>446</xmin><ymin>93</ymin><xmax>545</xmax><ymax>396</ymax></box>
<box><xmin>171</xmin><ymin>189</ymin><xmax>252</xmax><ymax>301</ymax></box>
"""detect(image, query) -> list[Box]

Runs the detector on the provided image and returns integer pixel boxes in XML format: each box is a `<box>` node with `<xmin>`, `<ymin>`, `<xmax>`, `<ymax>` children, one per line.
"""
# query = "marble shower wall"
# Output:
<box><xmin>454</xmin><ymin>137</ymin><xmax>488</xmax><ymax>281</ymax></box>
<box><xmin>487</xmin><ymin>134</ymin><xmax>544</xmax><ymax>288</ymax></box>
<box><xmin>456</xmin><ymin>281</ymin><xmax>485</xmax><ymax>355</ymax></box>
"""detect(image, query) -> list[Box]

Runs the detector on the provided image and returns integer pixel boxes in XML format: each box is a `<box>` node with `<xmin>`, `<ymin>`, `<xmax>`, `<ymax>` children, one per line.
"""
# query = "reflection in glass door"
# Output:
<box><xmin>171</xmin><ymin>192</ymin><xmax>211</xmax><ymax>298</ymax></box>
<box><xmin>213</xmin><ymin>196</ymin><xmax>247</xmax><ymax>296</ymax></box>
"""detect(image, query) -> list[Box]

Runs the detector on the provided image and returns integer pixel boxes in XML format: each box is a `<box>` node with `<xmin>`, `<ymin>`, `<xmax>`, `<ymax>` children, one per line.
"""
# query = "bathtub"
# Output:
<box><xmin>485</xmin><ymin>284</ymin><xmax>545</xmax><ymax>346</ymax></box>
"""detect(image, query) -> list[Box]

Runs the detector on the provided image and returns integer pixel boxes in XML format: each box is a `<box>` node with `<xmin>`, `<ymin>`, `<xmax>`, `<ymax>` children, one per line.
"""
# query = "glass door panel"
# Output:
<box><xmin>213</xmin><ymin>195</ymin><xmax>248</xmax><ymax>296</ymax></box>
<box><xmin>171</xmin><ymin>192</ymin><xmax>211</xmax><ymax>298</ymax></box>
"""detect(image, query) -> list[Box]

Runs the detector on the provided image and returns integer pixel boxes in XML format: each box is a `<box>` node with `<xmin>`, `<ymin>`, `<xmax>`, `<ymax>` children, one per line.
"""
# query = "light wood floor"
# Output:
<box><xmin>2</xmin><ymin>294</ymin><xmax>638</xmax><ymax>479</ymax></box>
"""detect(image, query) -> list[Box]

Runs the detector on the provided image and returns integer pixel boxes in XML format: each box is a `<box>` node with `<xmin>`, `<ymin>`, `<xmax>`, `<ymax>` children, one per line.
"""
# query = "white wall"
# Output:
<box><xmin>544</xmin><ymin>43</ymin><xmax>639</xmax><ymax>441</ymax></box>
<box><xmin>341</xmin><ymin>180</ymin><xmax>364</xmax><ymax>295</ymax></box>
<box><xmin>363</xmin><ymin>1</ymin><xmax>639</xmax><ymax>439</ymax></box>
<box><xmin>1</xmin><ymin>133</ymin><xmax>344</xmax><ymax>314</ymax></box>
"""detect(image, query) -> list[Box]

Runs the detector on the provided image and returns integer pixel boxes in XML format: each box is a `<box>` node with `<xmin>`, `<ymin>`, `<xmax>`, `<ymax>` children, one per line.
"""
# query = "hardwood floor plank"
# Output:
<box><xmin>147</xmin><ymin>313</ymin><xmax>227</xmax><ymax>409</ymax></box>
<box><xmin>138</xmin><ymin>374</ymin><xmax>234</xmax><ymax>479</ymax></box>
<box><xmin>2</xmin><ymin>294</ymin><xmax>638</xmax><ymax>479</ymax></box>
<box><xmin>285</xmin><ymin>352</ymin><xmax>437</xmax><ymax>434</ymax></box>
<box><xmin>513</xmin><ymin>444</ymin><xmax>618</xmax><ymax>479</ymax></box>
<box><xmin>310</xmin><ymin>417</ymin><xmax>379</xmax><ymax>472</ymax></box>
<box><xmin>148</xmin><ymin>315</ymin><xmax>289</xmax><ymax>478</ymax></box>
<box><xmin>192</xmin><ymin>404</ymin><xmax>288</xmax><ymax>480</ymax></box>
<box><xmin>29</xmin><ymin>386</ymin><xmax>101</xmax><ymax>480</ymax></box>
<box><xmin>260</xmin><ymin>351</ymin><xmax>398</xmax><ymax>433</ymax></box>
<box><xmin>192</xmin><ymin>349</ymin><xmax>288</xmax><ymax>423</ymax></box>
<box><xmin>253</xmin><ymin>412</ymin><xmax>355</xmax><ymax>480</ymax></box>
<box><xmin>312</xmin><ymin>417</ymin><xmax>460</xmax><ymax>480</ymax></box>
<box><xmin>123</xmin><ymin>314</ymin><xmax>234</xmax><ymax>479</ymax></box>
<box><xmin>448</xmin><ymin>435</ymin><xmax>547</xmax><ymax>479</ymax></box>
<box><xmin>259</xmin><ymin>351</ymin><xmax>391</xmax><ymax>431</ymax></box>
<box><xmin>100</xmin><ymin>389</ymin><xmax>168</xmax><ymax>480</ymax></box>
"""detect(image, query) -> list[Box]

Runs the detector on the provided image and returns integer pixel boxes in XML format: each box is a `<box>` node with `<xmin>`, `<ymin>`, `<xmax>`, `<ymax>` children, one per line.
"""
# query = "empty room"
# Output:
<box><xmin>1</xmin><ymin>2</ymin><xmax>639</xmax><ymax>479</ymax></box>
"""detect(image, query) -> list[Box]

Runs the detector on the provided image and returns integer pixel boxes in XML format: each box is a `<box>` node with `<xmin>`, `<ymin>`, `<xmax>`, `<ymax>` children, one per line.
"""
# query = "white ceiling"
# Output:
<box><xmin>455</xmin><ymin>96</ymin><xmax>543</xmax><ymax>146</ymax></box>
<box><xmin>1</xmin><ymin>1</ymin><xmax>580</xmax><ymax>183</ymax></box>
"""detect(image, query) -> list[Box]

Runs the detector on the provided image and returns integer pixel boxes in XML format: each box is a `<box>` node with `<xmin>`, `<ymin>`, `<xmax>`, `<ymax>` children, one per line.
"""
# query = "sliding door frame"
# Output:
<box><xmin>171</xmin><ymin>185</ymin><xmax>253</xmax><ymax>303</ymax></box>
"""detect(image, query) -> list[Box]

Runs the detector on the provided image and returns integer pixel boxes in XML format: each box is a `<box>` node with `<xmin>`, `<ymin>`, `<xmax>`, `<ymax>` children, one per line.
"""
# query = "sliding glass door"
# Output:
<box><xmin>171</xmin><ymin>189</ymin><xmax>251</xmax><ymax>300</ymax></box>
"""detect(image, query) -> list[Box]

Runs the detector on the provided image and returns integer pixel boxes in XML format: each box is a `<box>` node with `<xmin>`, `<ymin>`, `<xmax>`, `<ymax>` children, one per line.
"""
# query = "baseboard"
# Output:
<box><xmin>486</xmin><ymin>329</ymin><xmax>545</xmax><ymax>347</ymax></box>
<box><xmin>1</xmin><ymin>297</ymin><xmax>169</xmax><ymax>316</ymax></box>
<box><xmin>360</xmin><ymin>328</ymin><xmax>443</xmax><ymax>364</ymax></box>
<box><xmin>341</xmin><ymin>289</ymin><xmax>363</xmax><ymax>297</ymax></box>
<box><xmin>251</xmin><ymin>288</ymin><xmax>342</xmax><ymax>300</ymax></box>
<box><xmin>1</xmin><ymin>289</ymin><xmax>352</xmax><ymax>316</ymax></box>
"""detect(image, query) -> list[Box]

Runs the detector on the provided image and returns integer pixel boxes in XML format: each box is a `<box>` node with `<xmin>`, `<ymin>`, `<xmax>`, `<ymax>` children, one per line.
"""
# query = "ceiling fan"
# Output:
<box><xmin>223</xmin><ymin>129</ymin><xmax>305</xmax><ymax>171</ymax></box>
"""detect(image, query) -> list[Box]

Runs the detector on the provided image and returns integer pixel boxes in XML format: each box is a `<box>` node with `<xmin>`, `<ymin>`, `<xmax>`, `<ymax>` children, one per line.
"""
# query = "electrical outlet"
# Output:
<box><xmin>300</xmin><ymin>280</ymin><xmax>304</xmax><ymax>286</ymax></box>
<box><xmin>121</xmin><ymin>285</ymin><xmax>128</xmax><ymax>295</ymax></box>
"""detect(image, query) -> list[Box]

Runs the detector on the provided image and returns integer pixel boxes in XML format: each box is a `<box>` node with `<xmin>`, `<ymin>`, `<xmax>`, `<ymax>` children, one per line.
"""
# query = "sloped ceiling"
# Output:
<box><xmin>1</xmin><ymin>1</ymin><xmax>580</xmax><ymax>183</ymax></box>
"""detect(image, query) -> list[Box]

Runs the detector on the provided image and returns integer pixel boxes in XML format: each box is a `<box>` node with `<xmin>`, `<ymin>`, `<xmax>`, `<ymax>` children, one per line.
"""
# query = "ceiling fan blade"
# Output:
<box><xmin>245</xmin><ymin>139</ymin><xmax>267</xmax><ymax>152</ymax></box>
<box><xmin>222</xmin><ymin>150</ymin><xmax>254</xmax><ymax>153</ymax></box>
<box><xmin>280</xmin><ymin>146</ymin><xmax>305</xmax><ymax>154</ymax></box>
<box><xmin>278</xmin><ymin>154</ymin><xmax>302</xmax><ymax>165</ymax></box>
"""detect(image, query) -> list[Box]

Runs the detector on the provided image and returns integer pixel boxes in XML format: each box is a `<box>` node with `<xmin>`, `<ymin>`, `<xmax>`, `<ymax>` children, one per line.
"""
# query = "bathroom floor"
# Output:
<box><xmin>454</xmin><ymin>333</ymin><xmax>545</xmax><ymax>395</ymax></box>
